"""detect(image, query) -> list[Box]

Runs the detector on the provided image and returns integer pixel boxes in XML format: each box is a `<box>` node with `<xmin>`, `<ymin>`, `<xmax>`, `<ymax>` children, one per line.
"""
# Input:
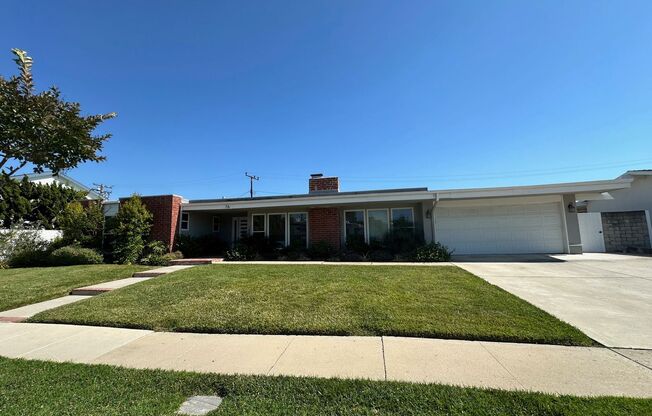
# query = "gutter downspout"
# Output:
<box><xmin>431</xmin><ymin>193</ymin><xmax>439</xmax><ymax>243</ymax></box>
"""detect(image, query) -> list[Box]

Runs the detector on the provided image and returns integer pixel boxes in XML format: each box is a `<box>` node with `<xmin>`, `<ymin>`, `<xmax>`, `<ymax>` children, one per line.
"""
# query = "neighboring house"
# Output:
<box><xmin>104</xmin><ymin>173</ymin><xmax>636</xmax><ymax>256</ymax></box>
<box><xmin>15</xmin><ymin>172</ymin><xmax>102</xmax><ymax>200</ymax></box>
<box><xmin>579</xmin><ymin>170</ymin><xmax>652</xmax><ymax>253</ymax></box>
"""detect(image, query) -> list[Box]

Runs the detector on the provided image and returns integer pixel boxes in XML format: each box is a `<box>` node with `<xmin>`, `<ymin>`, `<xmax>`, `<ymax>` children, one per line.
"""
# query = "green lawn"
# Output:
<box><xmin>32</xmin><ymin>264</ymin><xmax>594</xmax><ymax>346</ymax></box>
<box><xmin>0</xmin><ymin>265</ymin><xmax>150</xmax><ymax>312</ymax></box>
<box><xmin>1</xmin><ymin>357</ymin><xmax>649</xmax><ymax>416</ymax></box>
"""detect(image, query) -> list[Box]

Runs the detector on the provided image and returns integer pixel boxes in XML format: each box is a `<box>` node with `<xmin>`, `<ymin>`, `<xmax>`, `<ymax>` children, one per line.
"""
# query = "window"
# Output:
<box><xmin>391</xmin><ymin>208</ymin><xmax>415</xmax><ymax>232</ymax></box>
<box><xmin>289</xmin><ymin>212</ymin><xmax>308</xmax><ymax>247</ymax></box>
<box><xmin>212</xmin><ymin>216</ymin><xmax>221</xmax><ymax>233</ymax></box>
<box><xmin>180</xmin><ymin>212</ymin><xmax>189</xmax><ymax>231</ymax></box>
<box><xmin>367</xmin><ymin>209</ymin><xmax>389</xmax><ymax>243</ymax></box>
<box><xmin>268</xmin><ymin>213</ymin><xmax>286</xmax><ymax>248</ymax></box>
<box><xmin>252</xmin><ymin>214</ymin><xmax>265</xmax><ymax>236</ymax></box>
<box><xmin>344</xmin><ymin>210</ymin><xmax>365</xmax><ymax>244</ymax></box>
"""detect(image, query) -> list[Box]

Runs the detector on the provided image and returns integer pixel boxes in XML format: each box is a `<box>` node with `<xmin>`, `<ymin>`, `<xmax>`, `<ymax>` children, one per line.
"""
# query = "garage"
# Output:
<box><xmin>434</xmin><ymin>201</ymin><xmax>566</xmax><ymax>254</ymax></box>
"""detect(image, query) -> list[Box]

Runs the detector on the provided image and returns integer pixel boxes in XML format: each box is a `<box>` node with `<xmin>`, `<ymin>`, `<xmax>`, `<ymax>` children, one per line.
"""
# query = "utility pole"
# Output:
<box><xmin>91</xmin><ymin>183</ymin><xmax>113</xmax><ymax>254</ymax></box>
<box><xmin>92</xmin><ymin>183</ymin><xmax>113</xmax><ymax>200</ymax></box>
<box><xmin>245</xmin><ymin>172</ymin><xmax>259</xmax><ymax>198</ymax></box>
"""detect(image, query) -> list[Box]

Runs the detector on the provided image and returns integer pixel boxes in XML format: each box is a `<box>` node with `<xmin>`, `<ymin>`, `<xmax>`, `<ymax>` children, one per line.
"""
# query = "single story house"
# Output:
<box><xmin>104</xmin><ymin>173</ymin><xmax>636</xmax><ymax>256</ymax></box>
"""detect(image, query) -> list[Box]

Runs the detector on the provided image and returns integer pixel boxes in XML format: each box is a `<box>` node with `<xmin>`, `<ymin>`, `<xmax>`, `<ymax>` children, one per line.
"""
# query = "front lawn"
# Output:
<box><xmin>1</xmin><ymin>357</ymin><xmax>649</xmax><ymax>416</ymax></box>
<box><xmin>32</xmin><ymin>265</ymin><xmax>594</xmax><ymax>346</ymax></box>
<box><xmin>0</xmin><ymin>265</ymin><xmax>150</xmax><ymax>312</ymax></box>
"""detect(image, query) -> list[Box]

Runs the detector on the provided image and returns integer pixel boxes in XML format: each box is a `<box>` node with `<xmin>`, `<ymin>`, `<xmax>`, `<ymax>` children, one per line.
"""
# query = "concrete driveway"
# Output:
<box><xmin>455</xmin><ymin>253</ymin><xmax>652</xmax><ymax>349</ymax></box>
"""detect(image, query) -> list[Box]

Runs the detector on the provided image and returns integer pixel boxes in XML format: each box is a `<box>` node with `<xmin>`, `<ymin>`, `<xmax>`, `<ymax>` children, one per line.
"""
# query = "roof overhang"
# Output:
<box><xmin>183</xmin><ymin>190</ymin><xmax>437</xmax><ymax>211</ymax></box>
<box><xmin>433</xmin><ymin>179</ymin><xmax>632</xmax><ymax>200</ymax></box>
<box><xmin>182</xmin><ymin>178</ymin><xmax>633</xmax><ymax>211</ymax></box>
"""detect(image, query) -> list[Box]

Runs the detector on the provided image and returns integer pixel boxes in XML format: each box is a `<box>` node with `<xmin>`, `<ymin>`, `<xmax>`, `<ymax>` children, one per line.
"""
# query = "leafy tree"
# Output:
<box><xmin>113</xmin><ymin>195</ymin><xmax>153</xmax><ymax>264</ymax></box>
<box><xmin>59</xmin><ymin>201</ymin><xmax>104</xmax><ymax>249</ymax></box>
<box><xmin>0</xmin><ymin>173</ymin><xmax>84</xmax><ymax>229</ymax></box>
<box><xmin>0</xmin><ymin>48</ymin><xmax>116</xmax><ymax>176</ymax></box>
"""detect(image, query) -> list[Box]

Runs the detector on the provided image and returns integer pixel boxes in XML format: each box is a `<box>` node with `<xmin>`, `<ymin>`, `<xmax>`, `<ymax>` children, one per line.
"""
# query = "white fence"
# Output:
<box><xmin>0</xmin><ymin>229</ymin><xmax>62</xmax><ymax>242</ymax></box>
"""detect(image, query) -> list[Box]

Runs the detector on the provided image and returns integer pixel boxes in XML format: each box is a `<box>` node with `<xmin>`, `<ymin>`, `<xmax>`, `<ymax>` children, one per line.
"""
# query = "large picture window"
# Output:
<box><xmin>268</xmin><ymin>214</ymin><xmax>286</xmax><ymax>248</ymax></box>
<box><xmin>367</xmin><ymin>209</ymin><xmax>389</xmax><ymax>243</ymax></box>
<box><xmin>344</xmin><ymin>210</ymin><xmax>365</xmax><ymax>243</ymax></box>
<box><xmin>391</xmin><ymin>208</ymin><xmax>415</xmax><ymax>233</ymax></box>
<box><xmin>289</xmin><ymin>213</ymin><xmax>308</xmax><ymax>247</ymax></box>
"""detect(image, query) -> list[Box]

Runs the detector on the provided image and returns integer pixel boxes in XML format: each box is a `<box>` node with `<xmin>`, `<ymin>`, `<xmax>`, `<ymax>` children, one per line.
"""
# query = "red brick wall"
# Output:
<box><xmin>120</xmin><ymin>195</ymin><xmax>182</xmax><ymax>252</ymax></box>
<box><xmin>309</xmin><ymin>207</ymin><xmax>341</xmax><ymax>249</ymax></box>
<box><xmin>309</xmin><ymin>177</ymin><xmax>340</xmax><ymax>193</ymax></box>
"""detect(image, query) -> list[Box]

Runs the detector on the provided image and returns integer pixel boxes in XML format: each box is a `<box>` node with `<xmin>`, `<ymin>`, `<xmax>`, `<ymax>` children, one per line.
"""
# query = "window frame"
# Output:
<box><xmin>343</xmin><ymin>209</ymin><xmax>367</xmax><ymax>244</ymax></box>
<box><xmin>251</xmin><ymin>213</ymin><xmax>266</xmax><ymax>237</ymax></box>
<box><xmin>267</xmin><ymin>213</ymin><xmax>288</xmax><ymax>247</ymax></box>
<box><xmin>366</xmin><ymin>208</ymin><xmax>390</xmax><ymax>244</ymax></box>
<box><xmin>390</xmin><ymin>207</ymin><xmax>415</xmax><ymax>233</ymax></box>
<box><xmin>288</xmin><ymin>211</ymin><xmax>309</xmax><ymax>248</ymax></box>
<box><xmin>180</xmin><ymin>212</ymin><xmax>189</xmax><ymax>231</ymax></box>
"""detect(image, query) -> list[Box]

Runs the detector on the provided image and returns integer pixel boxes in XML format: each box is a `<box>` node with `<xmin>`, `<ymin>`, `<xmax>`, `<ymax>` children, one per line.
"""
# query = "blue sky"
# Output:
<box><xmin>2</xmin><ymin>1</ymin><xmax>651</xmax><ymax>199</ymax></box>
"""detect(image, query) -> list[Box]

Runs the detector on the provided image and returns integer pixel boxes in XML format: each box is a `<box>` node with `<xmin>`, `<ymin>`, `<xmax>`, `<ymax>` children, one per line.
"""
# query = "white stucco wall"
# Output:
<box><xmin>587</xmin><ymin>175</ymin><xmax>652</xmax><ymax>214</ymax></box>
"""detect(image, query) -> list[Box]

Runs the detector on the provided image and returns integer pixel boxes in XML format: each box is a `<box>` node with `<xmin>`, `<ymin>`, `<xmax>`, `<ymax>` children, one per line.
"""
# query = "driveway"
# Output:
<box><xmin>455</xmin><ymin>253</ymin><xmax>652</xmax><ymax>349</ymax></box>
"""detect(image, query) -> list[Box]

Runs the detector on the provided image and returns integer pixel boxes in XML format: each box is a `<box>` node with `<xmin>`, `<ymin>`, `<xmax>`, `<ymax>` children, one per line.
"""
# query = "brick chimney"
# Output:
<box><xmin>309</xmin><ymin>173</ymin><xmax>339</xmax><ymax>193</ymax></box>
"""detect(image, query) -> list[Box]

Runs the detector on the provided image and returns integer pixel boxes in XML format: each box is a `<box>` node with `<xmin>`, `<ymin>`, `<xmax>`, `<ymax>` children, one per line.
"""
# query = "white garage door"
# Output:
<box><xmin>435</xmin><ymin>202</ymin><xmax>565</xmax><ymax>254</ymax></box>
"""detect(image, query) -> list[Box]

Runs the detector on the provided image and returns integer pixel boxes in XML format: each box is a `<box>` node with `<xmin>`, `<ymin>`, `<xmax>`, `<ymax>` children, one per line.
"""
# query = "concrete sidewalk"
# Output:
<box><xmin>1</xmin><ymin>322</ymin><xmax>651</xmax><ymax>398</ymax></box>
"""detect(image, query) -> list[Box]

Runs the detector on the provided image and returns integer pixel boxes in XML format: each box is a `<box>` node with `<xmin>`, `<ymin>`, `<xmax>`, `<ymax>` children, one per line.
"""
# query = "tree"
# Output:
<box><xmin>112</xmin><ymin>195</ymin><xmax>153</xmax><ymax>264</ymax></box>
<box><xmin>0</xmin><ymin>48</ymin><xmax>116</xmax><ymax>176</ymax></box>
<box><xmin>0</xmin><ymin>173</ymin><xmax>85</xmax><ymax>229</ymax></box>
<box><xmin>59</xmin><ymin>201</ymin><xmax>104</xmax><ymax>249</ymax></box>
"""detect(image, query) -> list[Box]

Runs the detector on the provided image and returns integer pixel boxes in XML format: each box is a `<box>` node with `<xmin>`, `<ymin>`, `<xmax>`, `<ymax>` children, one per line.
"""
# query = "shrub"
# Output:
<box><xmin>175</xmin><ymin>234</ymin><xmax>226</xmax><ymax>258</ymax></box>
<box><xmin>238</xmin><ymin>235</ymin><xmax>277</xmax><ymax>260</ymax></box>
<box><xmin>49</xmin><ymin>245</ymin><xmax>103</xmax><ymax>266</ymax></box>
<box><xmin>224</xmin><ymin>247</ymin><xmax>255</xmax><ymax>261</ymax></box>
<box><xmin>1</xmin><ymin>226</ymin><xmax>50</xmax><ymax>267</ymax></box>
<box><xmin>384</xmin><ymin>230</ymin><xmax>422</xmax><ymax>255</ymax></box>
<box><xmin>414</xmin><ymin>242</ymin><xmax>453</xmax><ymax>262</ymax></box>
<box><xmin>340</xmin><ymin>252</ymin><xmax>365</xmax><ymax>262</ymax></box>
<box><xmin>112</xmin><ymin>195</ymin><xmax>153</xmax><ymax>264</ymax></box>
<box><xmin>307</xmin><ymin>240</ymin><xmax>336</xmax><ymax>260</ymax></box>
<box><xmin>139</xmin><ymin>241</ymin><xmax>183</xmax><ymax>266</ymax></box>
<box><xmin>345</xmin><ymin>235</ymin><xmax>371</xmax><ymax>256</ymax></box>
<box><xmin>59</xmin><ymin>201</ymin><xmax>104</xmax><ymax>249</ymax></box>
<box><xmin>369</xmin><ymin>249</ymin><xmax>394</xmax><ymax>262</ymax></box>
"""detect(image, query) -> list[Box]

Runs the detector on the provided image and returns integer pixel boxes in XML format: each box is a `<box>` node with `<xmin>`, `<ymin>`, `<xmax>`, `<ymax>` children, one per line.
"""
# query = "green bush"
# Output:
<box><xmin>112</xmin><ymin>195</ymin><xmax>153</xmax><ymax>264</ymax></box>
<box><xmin>414</xmin><ymin>242</ymin><xmax>453</xmax><ymax>262</ymax></box>
<box><xmin>175</xmin><ymin>234</ymin><xmax>226</xmax><ymax>258</ymax></box>
<box><xmin>307</xmin><ymin>240</ymin><xmax>337</xmax><ymax>260</ymax></box>
<box><xmin>369</xmin><ymin>249</ymin><xmax>394</xmax><ymax>262</ymax></box>
<box><xmin>1</xmin><ymin>226</ymin><xmax>50</xmax><ymax>267</ymax></box>
<box><xmin>224</xmin><ymin>247</ymin><xmax>254</xmax><ymax>261</ymax></box>
<box><xmin>59</xmin><ymin>201</ymin><xmax>104</xmax><ymax>249</ymax></box>
<box><xmin>49</xmin><ymin>245</ymin><xmax>103</xmax><ymax>266</ymax></box>
<box><xmin>139</xmin><ymin>241</ymin><xmax>183</xmax><ymax>266</ymax></box>
<box><xmin>7</xmin><ymin>248</ymin><xmax>50</xmax><ymax>267</ymax></box>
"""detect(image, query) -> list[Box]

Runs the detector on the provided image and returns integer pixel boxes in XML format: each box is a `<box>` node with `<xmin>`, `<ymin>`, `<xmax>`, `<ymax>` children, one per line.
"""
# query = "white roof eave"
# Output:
<box><xmin>182</xmin><ymin>178</ymin><xmax>633</xmax><ymax>211</ymax></box>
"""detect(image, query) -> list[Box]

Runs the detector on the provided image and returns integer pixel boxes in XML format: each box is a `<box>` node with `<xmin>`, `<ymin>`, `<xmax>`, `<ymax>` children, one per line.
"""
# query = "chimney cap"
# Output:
<box><xmin>310</xmin><ymin>173</ymin><xmax>324</xmax><ymax>178</ymax></box>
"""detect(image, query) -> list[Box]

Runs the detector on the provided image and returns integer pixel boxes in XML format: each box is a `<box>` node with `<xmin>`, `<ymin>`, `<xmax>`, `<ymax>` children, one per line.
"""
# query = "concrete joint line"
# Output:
<box><xmin>380</xmin><ymin>336</ymin><xmax>388</xmax><ymax>381</ymax></box>
<box><xmin>91</xmin><ymin>331</ymin><xmax>154</xmax><ymax>363</ymax></box>
<box><xmin>478</xmin><ymin>342</ymin><xmax>525</xmax><ymax>389</ymax></box>
<box><xmin>17</xmin><ymin>327</ymin><xmax>93</xmax><ymax>358</ymax></box>
<box><xmin>266</xmin><ymin>337</ymin><xmax>294</xmax><ymax>375</ymax></box>
<box><xmin>608</xmin><ymin>347</ymin><xmax>652</xmax><ymax>372</ymax></box>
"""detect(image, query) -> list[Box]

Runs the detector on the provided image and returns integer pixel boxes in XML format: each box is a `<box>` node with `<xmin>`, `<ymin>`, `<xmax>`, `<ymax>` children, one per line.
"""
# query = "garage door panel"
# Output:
<box><xmin>435</xmin><ymin>202</ymin><xmax>565</xmax><ymax>254</ymax></box>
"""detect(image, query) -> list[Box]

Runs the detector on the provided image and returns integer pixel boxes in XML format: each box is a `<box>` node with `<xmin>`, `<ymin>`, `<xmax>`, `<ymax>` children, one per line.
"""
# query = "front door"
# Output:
<box><xmin>232</xmin><ymin>217</ymin><xmax>248</xmax><ymax>246</ymax></box>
